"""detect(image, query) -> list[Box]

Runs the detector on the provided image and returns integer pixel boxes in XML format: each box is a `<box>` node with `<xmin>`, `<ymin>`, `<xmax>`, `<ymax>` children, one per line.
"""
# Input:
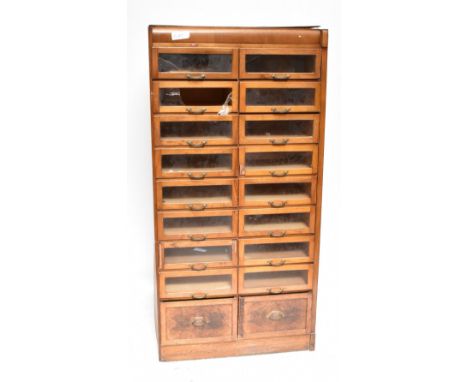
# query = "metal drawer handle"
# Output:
<box><xmin>271</xmin><ymin>107</ymin><xmax>291</xmax><ymax>114</ymax></box>
<box><xmin>186</xmin><ymin>107</ymin><xmax>207</xmax><ymax>114</ymax></box>
<box><xmin>191</xmin><ymin>316</ymin><xmax>210</xmax><ymax>327</ymax></box>
<box><xmin>189</xmin><ymin>234</ymin><xmax>206</xmax><ymax>242</ymax></box>
<box><xmin>191</xmin><ymin>263</ymin><xmax>207</xmax><ymax>271</ymax></box>
<box><xmin>271</xmin><ymin>74</ymin><xmax>290</xmax><ymax>80</ymax></box>
<box><xmin>187</xmin><ymin>203</ymin><xmax>207</xmax><ymax>211</ymax></box>
<box><xmin>269</xmin><ymin>231</ymin><xmax>286</xmax><ymax>238</ymax></box>
<box><xmin>186</xmin><ymin>73</ymin><xmax>206</xmax><ymax>80</ymax></box>
<box><xmin>267</xmin><ymin>310</ymin><xmax>285</xmax><ymax>320</ymax></box>
<box><xmin>186</xmin><ymin>140</ymin><xmax>207</xmax><ymax>148</ymax></box>
<box><xmin>269</xmin><ymin>170</ymin><xmax>289</xmax><ymax>177</ymax></box>
<box><xmin>187</xmin><ymin>172</ymin><xmax>207</xmax><ymax>180</ymax></box>
<box><xmin>269</xmin><ymin>138</ymin><xmax>289</xmax><ymax>145</ymax></box>
<box><xmin>191</xmin><ymin>292</ymin><xmax>208</xmax><ymax>300</ymax></box>
<box><xmin>268</xmin><ymin>200</ymin><xmax>287</xmax><ymax>208</ymax></box>
<box><xmin>268</xmin><ymin>287</ymin><xmax>284</xmax><ymax>295</ymax></box>
<box><xmin>267</xmin><ymin>259</ymin><xmax>286</xmax><ymax>266</ymax></box>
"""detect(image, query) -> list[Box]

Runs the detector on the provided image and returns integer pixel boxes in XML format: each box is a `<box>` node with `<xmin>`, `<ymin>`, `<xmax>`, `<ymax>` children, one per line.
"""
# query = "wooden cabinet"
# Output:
<box><xmin>149</xmin><ymin>25</ymin><xmax>328</xmax><ymax>361</ymax></box>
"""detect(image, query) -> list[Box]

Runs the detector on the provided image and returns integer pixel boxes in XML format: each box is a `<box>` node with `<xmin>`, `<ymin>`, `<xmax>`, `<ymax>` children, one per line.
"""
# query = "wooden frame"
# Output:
<box><xmin>153</xmin><ymin>46</ymin><xmax>239</xmax><ymax>80</ymax></box>
<box><xmin>239</xmin><ymin>48</ymin><xmax>321</xmax><ymax>79</ymax></box>
<box><xmin>239</xmin><ymin>114</ymin><xmax>319</xmax><ymax>145</ymax></box>
<box><xmin>156</xmin><ymin>178</ymin><xmax>238</xmax><ymax>210</ymax></box>
<box><xmin>153</xmin><ymin>80</ymin><xmax>238</xmax><ymax>113</ymax></box>
<box><xmin>238</xmin><ymin>235</ymin><xmax>314</xmax><ymax>267</ymax></box>
<box><xmin>238</xmin><ymin>176</ymin><xmax>317</xmax><ymax>208</ymax></box>
<box><xmin>239</xmin><ymin>81</ymin><xmax>321</xmax><ymax>113</ymax></box>
<box><xmin>239</xmin><ymin>144</ymin><xmax>318</xmax><ymax>177</ymax></box>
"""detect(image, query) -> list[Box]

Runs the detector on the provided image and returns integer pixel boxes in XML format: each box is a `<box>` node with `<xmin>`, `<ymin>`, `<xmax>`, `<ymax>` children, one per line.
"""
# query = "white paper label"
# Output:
<box><xmin>171</xmin><ymin>31</ymin><xmax>190</xmax><ymax>40</ymax></box>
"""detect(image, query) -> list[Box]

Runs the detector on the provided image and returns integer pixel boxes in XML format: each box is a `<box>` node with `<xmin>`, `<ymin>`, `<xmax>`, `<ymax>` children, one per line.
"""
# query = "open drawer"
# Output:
<box><xmin>153</xmin><ymin>81</ymin><xmax>238</xmax><ymax>114</ymax></box>
<box><xmin>240</xmin><ymin>81</ymin><xmax>320</xmax><ymax>113</ymax></box>
<box><xmin>239</xmin><ymin>236</ymin><xmax>314</xmax><ymax>267</ymax></box>
<box><xmin>239</xmin><ymin>145</ymin><xmax>318</xmax><ymax>177</ymax></box>
<box><xmin>152</xmin><ymin>47</ymin><xmax>238</xmax><ymax>80</ymax></box>
<box><xmin>157</xmin><ymin>209</ymin><xmax>238</xmax><ymax>241</ymax></box>
<box><xmin>239</xmin><ymin>176</ymin><xmax>317</xmax><ymax>208</ymax></box>
<box><xmin>239</xmin><ymin>264</ymin><xmax>313</xmax><ymax>295</ymax></box>
<box><xmin>239</xmin><ymin>206</ymin><xmax>315</xmax><ymax>238</ymax></box>
<box><xmin>159</xmin><ymin>239</ymin><xmax>237</xmax><ymax>271</ymax></box>
<box><xmin>155</xmin><ymin>147</ymin><xmax>237</xmax><ymax>179</ymax></box>
<box><xmin>156</xmin><ymin>179</ymin><xmax>237</xmax><ymax>210</ymax></box>
<box><xmin>159</xmin><ymin>268</ymin><xmax>237</xmax><ymax>300</ymax></box>
<box><xmin>239</xmin><ymin>114</ymin><xmax>319</xmax><ymax>145</ymax></box>
<box><xmin>240</xmin><ymin>48</ymin><xmax>321</xmax><ymax>80</ymax></box>
<box><xmin>153</xmin><ymin>115</ymin><xmax>238</xmax><ymax>147</ymax></box>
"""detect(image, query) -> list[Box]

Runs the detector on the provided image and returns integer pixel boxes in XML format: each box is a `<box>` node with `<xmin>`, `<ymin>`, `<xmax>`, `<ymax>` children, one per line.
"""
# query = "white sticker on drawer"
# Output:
<box><xmin>171</xmin><ymin>31</ymin><xmax>190</xmax><ymax>40</ymax></box>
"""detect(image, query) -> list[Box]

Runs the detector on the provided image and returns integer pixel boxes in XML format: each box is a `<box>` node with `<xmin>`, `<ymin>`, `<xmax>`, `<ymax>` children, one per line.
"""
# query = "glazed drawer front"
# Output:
<box><xmin>239</xmin><ymin>145</ymin><xmax>318</xmax><ymax>177</ymax></box>
<box><xmin>239</xmin><ymin>48</ymin><xmax>321</xmax><ymax>80</ymax></box>
<box><xmin>153</xmin><ymin>80</ymin><xmax>238</xmax><ymax>114</ymax></box>
<box><xmin>239</xmin><ymin>176</ymin><xmax>317</xmax><ymax>208</ymax></box>
<box><xmin>239</xmin><ymin>114</ymin><xmax>319</xmax><ymax>145</ymax></box>
<box><xmin>239</xmin><ymin>236</ymin><xmax>314</xmax><ymax>267</ymax></box>
<box><xmin>159</xmin><ymin>239</ymin><xmax>237</xmax><ymax>271</ymax></box>
<box><xmin>238</xmin><ymin>293</ymin><xmax>313</xmax><ymax>339</ymax></box>
<box><xmin>153</xmin><ymin>115</ymin><xmax>238</xmax><ymax>147</ymax></box>
<box><xmin>155</xmin><ymin>148</ymin><xmax>237</xmax><ymax>179</ymax></box>
<box><xmin>239</xmin><ymin>206</ymin><xmax>315</xmax><ymax>237</ymax></box>
<box><xmin>157</xmin><ymin>209</ymin><xmax>238</xmax><ymax>241</ymax></box>
<box><xmin>156</xmin><ymin>179</ymin><xmax>238</xmax><ymax>210</ymax></box>
<box><xmin>160</xmin><ymin>298</ymin><xmax>238</xmax><ymax>345</ymax></box>
<box><xmin>153</xmin><ymin>47</ymin><xmax>238</xmax><ymax>80</ymax></box>
<box><xmin>240</xmin><ymin>81</ymin><xmax>320</xmax><ymax>113</ymax></box>
<box><xmin>239</xmin><ymin>264</ymin><xmax>313</xmax><ymax>295</ymax></box>
<box><xmin>159</xmin><ymin>269</ymin><xmax>238</xmax><ymax>300</ymax></box>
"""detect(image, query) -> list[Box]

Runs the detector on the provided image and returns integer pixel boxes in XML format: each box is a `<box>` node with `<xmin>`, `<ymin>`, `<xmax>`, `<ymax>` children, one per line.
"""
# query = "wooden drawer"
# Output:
<box><xmin>239</xmin><ymin>264</ymin><xmax>313</xmax><ymax>295</ymax></box>
<box><xmin>239</xmin><ymin>114</ymin><xmax>319</xmax><ymax>145</ymax></box>
<box><xmin>239</xmin><ymin>293</ymin><xmax>312</xmax><ymax>339</ymax></box>
<box><xmin>160</xmin><ymin>298</ymin><xmax>238</xmax><ymax>345</ymax></box>
<box><xmin>156</xmin><ymin>179</ymin><xmax>237</xmax><ymax>210</ymax></box>
<box><xmin>239</xmin><ymin>236</ymin><xmax>314</xmax><ymax>267</ymax></box>
<box><xmin>239</xmin><ymin>206</ymin><xmax>315</xmax><ymax>238</ymax></box>
<box><xmin>153</xmin><ymin>114</ymin><xmax>238</xmax><ymax>147</ymax></box>
<box><xmin>240</xmin><ymin>48</ymin><xmax>321</xmax><ymax>80</ymax></box>
<box><xmin>152</xmin><ymin>47</ymin><xmax>238</xmax><ymax>80</ymax></box>
<box><xmin>240</xmin><ymin>81</ymin><xmax>320</xmax><ymax>113</ymax></box>
<box><xmin>153</xmin><ymin>80</ymin><xmax>238</xmax><ymax>114</ymax></box>
<box><xmin>239</xmin><ymin>145</ymin><xmax>318</xmax><ymax>177</ymax></box>
<box><xmin>157</xmin><ymin>209</ymin><xmax>238</xmax><ymax>241</ymax></box>
<box><xmin>159</xmin><ymin>268</ymin><xmax>237</xmax><ymax>300</ymax></box>
<box><xmin>239</xmin><ymin>176</ymin><xmax>317</xmax><ymax>208</ymax></box>
<box><xmin>159</xmin><ymin>239</ymin><xmax>237</xmax><ymax>271</ymax></box>
<box><xmin>155</xmin><ymin>147</ymin><xmax>237</xmax><ymax>179</ymax></box>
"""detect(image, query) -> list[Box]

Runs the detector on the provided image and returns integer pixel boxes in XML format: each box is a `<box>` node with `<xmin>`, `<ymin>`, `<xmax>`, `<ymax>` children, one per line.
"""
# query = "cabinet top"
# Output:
<box><xmin>149</xmin><ymin>25</ymin><xmax>328</xmax><ymax>47</ymax></box>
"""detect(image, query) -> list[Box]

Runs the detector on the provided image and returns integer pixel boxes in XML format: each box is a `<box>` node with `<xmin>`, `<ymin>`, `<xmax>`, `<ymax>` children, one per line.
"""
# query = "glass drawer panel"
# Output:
<box><xmin>246</xmin><ymin>88</ymin><xmax>315</xmax><ymax>106</ymax></box>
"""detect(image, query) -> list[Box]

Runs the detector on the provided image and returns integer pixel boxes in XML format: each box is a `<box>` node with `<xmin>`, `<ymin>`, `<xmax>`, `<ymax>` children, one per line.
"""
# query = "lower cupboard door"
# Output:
<box><xmin>160</xmin><ymin>298</ymin><xmax>238</xmax><ymax>345</ymax></box>
<box><xmin>238</xmin><ymin>293</ymin><xmax>312</xmax><ymax>339</ymax></box>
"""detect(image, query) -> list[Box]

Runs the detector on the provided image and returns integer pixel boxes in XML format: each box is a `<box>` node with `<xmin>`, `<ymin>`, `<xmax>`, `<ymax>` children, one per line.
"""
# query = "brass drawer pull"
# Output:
<box><xmin>269</xmin><ymin>138</ymin><xmax>289</xmax><ymax>145</ymax></box>
<box><xmin>186</xmin><ymin>73</ymin><xmax>206</xmax><ymax>80</ymax></box>
<box><xmin>268</xmin><ymin>200</ymin><xmax>287</xmax><ymax>208</ymax></box>
<box><xmin>267</xmin><ymin>310</ymin><xmax>285</xmax><ymax>320</ymax></box>
<box><xmin>269</xmin><ymin>170</ymin><xmax>289</xmax><ymax>177</ymax></box>
<box><xmin>271</xmin><ymin>74</ymin><xmax>290</xmax><ymax>80</ymax></box>
<box><xmin>186</xmin><ymin>107</ymin><xmax>207</xmax><ymax>114</ymax></box>
<box><xmin>187</xmin><ymin>172</ymin><xmax>207</xmax><ymax>180</ymax></box>
<box><xmin>189</xmin><ymin>234</ymin><xmax>206</xmax><ymax>242</ymax></box>
<box><xmin>186</xmin><ymin>140</ymin><xmax>207</xmax><ymax>148</ymax></box>
<box><xmin>191</xmin><ymin>316</ymin><xmax>210</xmax><ymax>327</ymax></box>
<box><xmin>187</xmin><ymin>203</ymin><xmax>207</xmax><ymax>211</ymax></box>
<box><xmin>267</xmin><ymin>259</ymin><xmax>286</xmax><ymax>266</ymax></box>
<box><xmin>271</xmin><ymin>107</ymin><xmax>291</xmax><ymax>114</ymax></box>
<box><xmin>268</xmin><ymin>287</ymin><xmax>284</xmax><ymax>295</ymax></box>
<box><xmin>192</xmin><ymin>292</ymin><xmax>208</xmax><ymax>300</ymax></box>
<box><xmin>269</xmin><ymin>231</ymin><xmax>286</xmax><ymax>238</ymax></box>
<box><xmin>191</xmin><ymin>263</ymin><xmax>207</xmax><ymax>271</ymax></box>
